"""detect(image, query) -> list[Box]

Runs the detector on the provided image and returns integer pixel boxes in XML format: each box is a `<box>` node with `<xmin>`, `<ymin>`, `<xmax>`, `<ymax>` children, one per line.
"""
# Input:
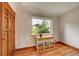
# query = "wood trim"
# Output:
<box><xmin>15</xmin><ymin>46</ymin><xmax>36</xmax><ymax>52</ymax></box>
<box><xmin>15</xmin><ymin>41</ymin><xmax>59</xmax><ymax>52</ymax></box>
<box><xmin>58</xmin><ymin>41</ymin><xmax>79</xmax><ymax>50</ymax></box>
<box><xmin>15</xmin><ymin>41</ymin><xmax>79</xmax><ymax>53</ymax></box>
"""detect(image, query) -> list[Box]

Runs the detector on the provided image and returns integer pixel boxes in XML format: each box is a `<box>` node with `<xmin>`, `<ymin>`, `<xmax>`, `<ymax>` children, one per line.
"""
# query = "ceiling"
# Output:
<box><xmin>11</xmin><ymin>2</ymin><xmax>79</xmax><ymax>17</ymax></box>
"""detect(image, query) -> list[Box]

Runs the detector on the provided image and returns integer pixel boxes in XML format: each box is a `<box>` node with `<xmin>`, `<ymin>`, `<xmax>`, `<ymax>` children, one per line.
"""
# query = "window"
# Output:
<box><xmin>32</xmin><ymin>16</ymin><xmax>53</xmax><ymax>35</ymax></box>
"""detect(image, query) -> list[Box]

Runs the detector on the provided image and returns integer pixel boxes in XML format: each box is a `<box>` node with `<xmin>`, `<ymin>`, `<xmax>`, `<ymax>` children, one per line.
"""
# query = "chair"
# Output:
<box><xmin>35</xmin><ymin>37</ymin><xmax>45</xmax><ymax>52</ymax></box>
<box><xmin>44</xmin><ymin>38</ymin><xmax>50</xmax><ymax>48</ymax></box>
<box><xmin>45</xmin><ymin>37</ymin><xmax>56</xmax><ymax>48</ymax></box>
<box><xmin>49</xmin><ymin>37</ymin><xmax>56</xmax><ymax>47</ymax></box>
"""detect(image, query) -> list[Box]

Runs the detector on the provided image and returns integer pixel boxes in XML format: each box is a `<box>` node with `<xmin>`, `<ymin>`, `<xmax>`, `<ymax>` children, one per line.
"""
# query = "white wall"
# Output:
<box><xmin>53</xmin><ymin>16</ymin><xmax>59</xmax><ymax>41</ymax></box>
<box><xmin>60</xmin><ymin>7</ymin><xmax>79</xmax><ymax>49</ymax></box>
<box><xmin>15</xmin><ymin>9</ymin><xmax>36</xmax><ymax>48</ymax></box>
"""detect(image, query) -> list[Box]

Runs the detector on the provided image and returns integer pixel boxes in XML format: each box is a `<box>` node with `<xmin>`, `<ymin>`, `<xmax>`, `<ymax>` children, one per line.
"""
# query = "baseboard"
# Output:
<box><xmin>15</xmin><ymin>46</ymin><xmax>36</xmax><ymax>52</ymax></box>
<box><xmin>15</xmin><ymin>41</ymin><xmax>79</xmax><ymax>52</ymax></box>
<box><xmin>15</xmin><ymin>41</ymin><xmax>59</xmax><ymax>51</ymax></box>
<box><xmin>58</xmin><ymin>41</ymin><xmax>79</xmax><ymax>50</ymax></box>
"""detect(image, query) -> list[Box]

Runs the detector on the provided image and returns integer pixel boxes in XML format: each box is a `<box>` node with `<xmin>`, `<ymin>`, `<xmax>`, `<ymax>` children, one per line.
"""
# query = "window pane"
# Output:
<box><xmin>32</xmin><ymin>17</ymin><xmax>52</xmax><ymax>35</ymax></box>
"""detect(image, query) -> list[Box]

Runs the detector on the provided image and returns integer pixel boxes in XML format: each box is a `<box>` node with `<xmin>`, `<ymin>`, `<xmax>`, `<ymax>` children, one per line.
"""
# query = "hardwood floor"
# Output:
<box><xmin>13</xmin><ymin>42</ymin><xmax>79</xmax><ymax>56</ymax></box>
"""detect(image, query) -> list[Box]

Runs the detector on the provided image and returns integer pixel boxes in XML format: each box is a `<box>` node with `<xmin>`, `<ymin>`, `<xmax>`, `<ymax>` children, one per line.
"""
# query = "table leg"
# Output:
<box><xmin>43</xmin><ymin>42</ymin><xmax>45</xmax><ymax>51</ymax></box>
<box><xmin>36</xmin><ymin>44</ymin><xmax>38</xmax><ymax>52</ymax></box>
<box><xmin>48</xmin><ymin>41</ymin><xmax>51</xmax><ymax>48</ymax></box>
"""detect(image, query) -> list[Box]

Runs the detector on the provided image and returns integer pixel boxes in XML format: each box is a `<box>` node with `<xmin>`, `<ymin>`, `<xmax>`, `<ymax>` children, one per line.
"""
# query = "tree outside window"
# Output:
<box><xmin>32</xmin><ymin>18</ymin><xmax>51</xmax><ymax>35</ymax></box>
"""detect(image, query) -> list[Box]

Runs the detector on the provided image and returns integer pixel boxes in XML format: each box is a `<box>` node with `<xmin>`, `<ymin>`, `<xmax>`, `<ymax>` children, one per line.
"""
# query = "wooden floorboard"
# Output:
<box><xmin>13</xmin><ymin>42</ymin><xmax>79</xmax><ymax>56</ymax></box>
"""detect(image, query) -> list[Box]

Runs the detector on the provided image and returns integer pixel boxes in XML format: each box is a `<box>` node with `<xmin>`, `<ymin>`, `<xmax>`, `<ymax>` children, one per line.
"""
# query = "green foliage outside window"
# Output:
<box><xmin>32</xmin><ymin>20</ymin><xmax>50</xmax><ymax>35</ymax></box>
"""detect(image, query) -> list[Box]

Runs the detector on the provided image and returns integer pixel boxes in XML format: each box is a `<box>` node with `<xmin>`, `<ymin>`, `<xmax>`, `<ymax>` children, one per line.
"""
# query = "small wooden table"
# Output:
<box><xmin>35</xmin><ymin>35</ymin><xmax>55</xmax><ymax>51</ymax></box>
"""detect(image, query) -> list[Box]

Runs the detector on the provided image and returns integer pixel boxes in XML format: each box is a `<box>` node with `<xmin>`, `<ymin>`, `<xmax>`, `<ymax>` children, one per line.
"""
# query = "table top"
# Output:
<box><xmin>36</xmin><ymin>35</ymin><xmax>54</xmax><ymax>39</ymax></box>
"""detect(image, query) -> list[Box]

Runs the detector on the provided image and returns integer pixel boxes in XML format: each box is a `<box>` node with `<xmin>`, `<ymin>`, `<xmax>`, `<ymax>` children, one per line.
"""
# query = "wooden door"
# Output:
<box><xmin>2</xmin><ymin>3</ymin><xmax>15</xmax><ymax>56</ymax></box>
